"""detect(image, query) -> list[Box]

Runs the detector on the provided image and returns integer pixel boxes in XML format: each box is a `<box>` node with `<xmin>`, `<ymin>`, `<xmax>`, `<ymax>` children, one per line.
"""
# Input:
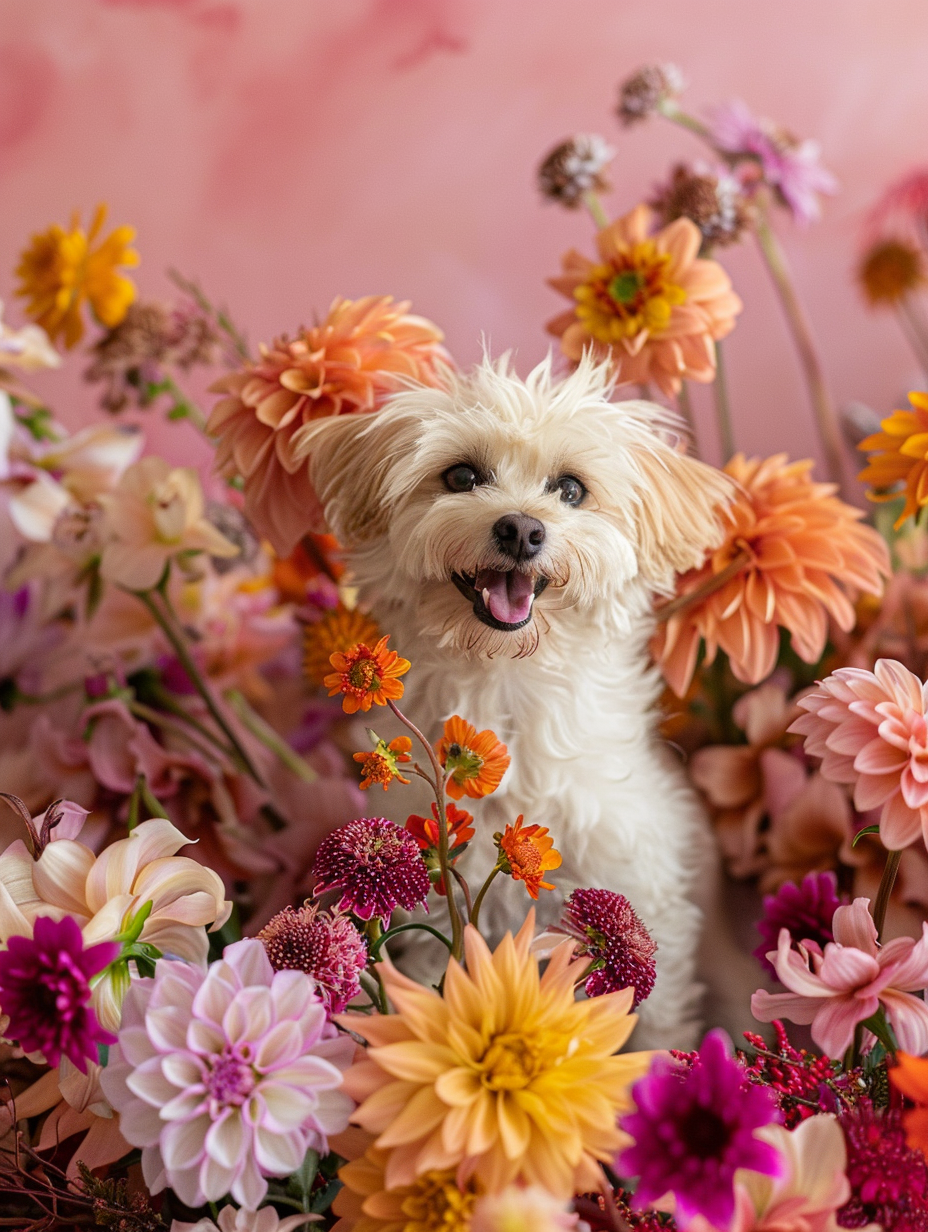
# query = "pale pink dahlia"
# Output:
<box><xmin>100</xmin><ymin>939</ymin><xmax>354</xmax><ymax>1211</ymax></box>
<box><xmin>790</xmin><ymin>658</ymin><xmax>928</xmax><ymax>852</ymax></box>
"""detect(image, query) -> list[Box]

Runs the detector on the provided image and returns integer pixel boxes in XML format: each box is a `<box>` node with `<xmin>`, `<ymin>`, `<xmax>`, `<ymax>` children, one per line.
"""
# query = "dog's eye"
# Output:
<box><xmin>554</xmin><ymin>475</ymin><xmax>586</xmax><ymax>505</ymax></box>
<box><xmin>443</xmin><ymin>464</ymin><xmax>479</xmax><ymax>493</ymax></box>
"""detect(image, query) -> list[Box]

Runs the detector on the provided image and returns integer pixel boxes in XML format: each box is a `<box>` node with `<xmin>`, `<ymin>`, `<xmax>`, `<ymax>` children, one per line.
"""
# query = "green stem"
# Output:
<box><xmin>753</xmin><ymin>207</ymin><xmax>848</xmax><ymax>496</ymax></box>
<box><xmin>676</xmin><ymin>382</ymin><xmax>700</xmax><ymax>456</ymax></box>
<box><xmin>713</xmin><ymin>339</ymin><xmax>736</xmax><ymax>461</ymax></box>
<box><xmin>581</xmin><ymin>190</ymin><xmax>610</xmax><ymax>230</ymax></box>
<box><xmin>659</xmin><ymin>101</ymin><xmax>713</xmax><ymax>140</ymax></box>
<box><xmin>469</xmin><ymin>865</ymin><xmax>502</xmax><ymax>932</ymax></box>
<box><xmin>873</xmin><ymin>848</ymin><xmax>902</xmax><ymax>940</ymax></box>
<box><xmin>225</xmin><ymin>688</ymin><xmax>318</xmax><ymax>782</ymax></box>
<box><xmin>132</xmin><ymin>588</ymin><xmax>265</xmax><ymax>785</ymax></box>
<box><xmin>147</xmin><ymin>683</ymin><xmax>240</xmax><ymax>756</ymax></box>
<box><xmin>368</xmin><ymin>921</ymin><xmax>455</xmax><ymax>961</ymax></box>
<box><xmin>168</xmin><ymin>267</ymin><xmax>251</xmax><ymax>362</ymax></box>
<box><xmin>896</xmin><ymin>295</ymin><xmax>928</xmax><ymax>382</ymax></box>
<box><xmin>128</xmin><ymin>699</ymin><xmax>232</xmax><ymax>765</ymax></box>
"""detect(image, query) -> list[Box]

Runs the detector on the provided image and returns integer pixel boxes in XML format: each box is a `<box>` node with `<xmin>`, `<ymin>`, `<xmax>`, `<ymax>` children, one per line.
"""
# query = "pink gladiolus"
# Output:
<box><xmin>789</xmin><ymin>659</ymin><xmax>928</xmax><ymax>852</ymax></box>
<box><xmin>751</xmin><ymin>898</ymin><xmax>928</xmax><ymax>1058</ymax></box>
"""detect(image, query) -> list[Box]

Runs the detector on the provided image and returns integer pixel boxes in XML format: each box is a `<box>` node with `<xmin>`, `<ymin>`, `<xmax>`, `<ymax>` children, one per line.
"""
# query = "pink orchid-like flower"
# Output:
<box><xmin>789</xmin><ymin>658</ymin><xmax>928</xmax><ymax>852</ymax></box>
<box><xmin>751</xmin><ymin>897</ymin><xmax>928</xmax><ymax>1058</ymax></box>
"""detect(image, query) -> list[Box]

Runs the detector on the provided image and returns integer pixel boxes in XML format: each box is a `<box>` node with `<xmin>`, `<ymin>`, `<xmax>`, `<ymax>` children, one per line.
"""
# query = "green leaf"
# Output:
<box><xmin>861</xmin><ymin>1007</ymin><xmax>898</xmax><ymax>1055</ymax></box>
<box><xmin>852</xmin><ymin>824</ymin><xmax>881</xmax><ymax>847</ymax></box>
<box><xmin>286</xmin><ymin>1147</ymin><xmax>320</xmax><ymax>1212</ymax></box>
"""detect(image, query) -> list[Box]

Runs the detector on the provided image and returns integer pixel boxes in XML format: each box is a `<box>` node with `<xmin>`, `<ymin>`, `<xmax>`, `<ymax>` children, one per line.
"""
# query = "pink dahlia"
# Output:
<box><xmin>312</xmin><ymin>817</ymin><xmax>430</xmax><ymax>924</ymax></box>
<box><xmin>751</xmin><ymin>898</ymin><xmax>928</xmax><ymax>1058</ymax></box>
<box><xmin>257</xmin><ymin>904</ymin><xmax>367</xmax><ymax>1015</ymax></box>
<box><xmin>790</xmin><ymin>658</ymin><xmax>928</xmax><ymax>852</ymax></box>
<box><xmin>100</xmin><ymin>939</ymin><xmax>354</xmax><ymax>1210</ymax></box>
<box><xmin>0</xmin><ymin>914</ymin><xmax>117</xmax><ymax>1071</ymax></box>
<box><xmin>561</xmin><ymin>888</ymin><xmax>657</xmax><ymax>1006</ymax></box>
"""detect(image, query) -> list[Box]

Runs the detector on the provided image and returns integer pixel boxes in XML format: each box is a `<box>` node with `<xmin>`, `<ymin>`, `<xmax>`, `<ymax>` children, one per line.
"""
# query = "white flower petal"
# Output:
<box><xmin>205</xmin><ymin>1108</ymin><xmax>248</xmax><ymax>1169</ymax></box>
<box><xmin>161</xmin><ymin>1115</ymin><xmax>211</xmax><ymax>1170</ymax></box>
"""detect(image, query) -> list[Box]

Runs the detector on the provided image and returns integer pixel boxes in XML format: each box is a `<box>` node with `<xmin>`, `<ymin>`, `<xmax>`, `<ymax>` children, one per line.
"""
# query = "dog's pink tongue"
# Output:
<box><xmin>477</xmin><ymin>568</ymin><xmax>535</xmax><ymax>624</ymax></box>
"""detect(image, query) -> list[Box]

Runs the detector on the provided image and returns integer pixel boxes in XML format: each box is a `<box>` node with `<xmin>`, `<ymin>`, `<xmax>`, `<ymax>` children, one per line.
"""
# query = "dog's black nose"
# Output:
<box><xmin>493</xmin><ymin>514</ymin><xmax>546</xmax><ymax>561</ymax></box>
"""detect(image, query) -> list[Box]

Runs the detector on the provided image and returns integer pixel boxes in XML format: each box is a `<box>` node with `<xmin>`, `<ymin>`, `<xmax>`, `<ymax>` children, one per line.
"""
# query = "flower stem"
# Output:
<box><xmin>133</xmin><ymin>588</ymin><xmax>265</xmax><ymax>785</ymax></box>
<box><xmin>582</xmin><ymin>190</ymin><xmax>611</xmax><ymax>230</ymax></box>
<box><xmin>659</xmin><ymin>101</ymin><xmax>713</xmax><ymax>140</ymax></box>
<box><xmin>753</xmin><ymin>207</ymin><xmax>848</xmax><ymax>496</ymax></box>
<box><xmin>469</xmin><ymin>864</ymin><xmax>501</xmax><ymax>932</ymax></box>
<box><xmin>388</xmin><ymin>699</ymin><xmax>464</xmax><ymax>961</ymax></box>
<box><xmin>368</xmin><ymin>921</ymin><xmax>455</xmax><ymax>961</ymax></box>
<box><xmin>225</xmin><ymin>688</ymin><xmax>318</xmax><ymax>782</ymax></box>
<box><xmin>128</xmin><ymin>698</ymin><xmax>233</xmax><ymax>766</ymax></box>
<box><xmin>713</xmin><ymin>339</ymin><xmax>737</xmax><ymax>461</ymax></box>
<box><xmin>873</xmin><ymin>847</ymin><xmax>902</xmax><ymax>940</ymax></box>
<box><xmin>896</xmin><ymin>295</ymin><xmax>928</xmax><ymax>382</ymax></box>
<box><xmin>676</xmin><ymin>382</ymin><xmax>700</xmax><ymax>456</ymax></box>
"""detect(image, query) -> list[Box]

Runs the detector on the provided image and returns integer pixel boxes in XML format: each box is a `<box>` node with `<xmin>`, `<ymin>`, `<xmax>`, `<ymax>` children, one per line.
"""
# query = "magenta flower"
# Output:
<box><xmin>838</xmin><ymin>1102</ymin><xmax>928</xmax><ymax>1231</ymax></box>
<box><xmin>752</xmin><ymin>898</ymin><xmax>928</xmax><ymax>1058</ymax></box>
<box><xmin>561</xmin><ymin>888</ymin><xmax>657</xmax><ymax>1006</ymax></box>
<box><xmin>709</xmin><ymin>99</ymin><xmax>838</xmax><ymax>225</ymax></box>
<box><xmin>754</xmin><ymin>871</ymin><xmax>843</xmax><ymax>979</ymax></box>
<box><xmin>257</xmin><ymin>903</ymin><xmax>368</xmax><ymax>1015</ymax></box>
<box><xmin>312</xmin><ymin>817</ymin><xmax>430</xmax><ymax>924</ymax></box>
<box><xmin>0</xmin><ymin>915</ymin><xmax>117</xmax><ymax>1072</ymax></box>
<box><xmin>617</xmin><ymin>1030</ymin><xmax>782</xmax><ymax>1228</ymax></box>
<box><xmin>100</xmin><ymin>939</ymin><xmax>354</xmax><ymax>1211</ymax></box>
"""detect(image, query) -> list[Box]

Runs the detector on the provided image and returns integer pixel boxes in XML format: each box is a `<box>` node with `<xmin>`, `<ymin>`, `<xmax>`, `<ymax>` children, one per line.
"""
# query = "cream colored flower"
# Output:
<box><xmin>0</xmin><ymin>299</ymin><xmax>60</xmax><ymax>372</ymax></box>
<box><xmin>99</xmin><ymin>455</ymin><xmax>239</xmax><ymax>590</ymax></box>
<box><xmin>472</xmin><ymin>1187</ymin><xmax>580</xmax><ymax>1232</ymax></box>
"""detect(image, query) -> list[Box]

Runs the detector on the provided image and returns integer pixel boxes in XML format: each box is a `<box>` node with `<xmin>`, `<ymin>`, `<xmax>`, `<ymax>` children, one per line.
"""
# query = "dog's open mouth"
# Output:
<box><xmin>451</xmin><ymin>568</ymin><xmax>550</xmax><ymax>631</ymax></box>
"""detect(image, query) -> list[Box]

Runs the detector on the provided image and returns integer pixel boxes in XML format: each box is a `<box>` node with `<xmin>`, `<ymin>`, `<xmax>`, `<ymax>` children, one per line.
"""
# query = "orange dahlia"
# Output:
<box><xmin>654</xmin><ymin>453</ymin><xmax>890</xmax><ymax>696</ymax></box>
<box><xmin>436</xmin><ymin>716</ymin><xmax>510</xmax><ymax>801</ymax></box>
<box><xmin>859</xmin><ymin>392</ymin><xmax>928</xmax><ymax>528</ymax></box>
<box><xmin>497</xmin><ymin>816</ymin><xmax>562</xmax><ymax>899</ymax></box>
<box><xmin>208</xmin><ymin>296</ymin><xmax>450</xmax><ymax>554</ymax></box>
<box><xmin>546</xmin><ymin>204</ymin><xmax>742</xmax><ymax>396</ymax></box>
<box><xmin>354</xmin><ymin>736</ymin><xmax>413</xmax><ymax>791</ymax></box>
<box><xmin>324</xmin><ymin>635</ymin><xmax>410</xmax><ymax>714</ymax></box>
<box><xmin>305</xmin><ymin>604</ymin><xmax>382</xmax><ymax>687</ymax></box>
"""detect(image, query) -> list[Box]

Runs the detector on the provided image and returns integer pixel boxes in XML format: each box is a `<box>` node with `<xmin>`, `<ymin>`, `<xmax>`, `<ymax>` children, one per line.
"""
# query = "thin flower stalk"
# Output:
<box><xmin>469</xmin><ymin>863</ymin><xmax>502</xmax><ymax>931</ymax></box>
<box><xmin>713</xmin><ymin>338</ymin><xmax>736</xmax><ymax>461</ymax></box>
<box><xmin>676</xmin><ymin>381</ymin><xmax>699</xmax><ymax>455</ymax></box>
<box><xmin>581</xmin><ymin>190</ymin><xmax>611</xmax><ymax>230</ymax></box>
<box><xmin>226</xmin><ymin>687</ymin><xmax>318</xmax><ymax>782</ymax></box>
<box><xmin>873</xmin><ymin>848</ymin><xmax>903</xmax><ymax>939</ymax></box>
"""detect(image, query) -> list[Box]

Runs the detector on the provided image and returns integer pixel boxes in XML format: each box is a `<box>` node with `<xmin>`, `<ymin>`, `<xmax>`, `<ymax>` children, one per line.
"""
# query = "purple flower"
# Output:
<box><xmin>617</xmin><ymin>1029</ymin><xmax>782</xmax><ymax>1228</ymax></box>
<box><xmin>838</xmin><ymin>1102</ymin><xmax>928</xmax><ymax>1230</ymax></box>
<box><xmin>258</xmin><ymin>903</ymin><xmax>368</xmax><ymax>1014</ymax></box>
<box><xmin>754</xmin><ymin>870</ymin><xmax>843</xmax><ymax>978</ymax></box>
<box><xmin>709</xmin><ymin>99</ymin><xmax>838</xmax><ymax>225</ymax></box>
<box><xmin>0</xmin><ymin>915</ymin><xmax>118</xmax><ymax>1071</ymax></box>
<box><xmin>312</xmin><ymin>817</ymin><xmax>430</xmax><ymax>924</ymax></box>
<box><xmin>561</xmin><ymin>888</ymin><xmax>657</xmax><ymax>1006</ymax></box>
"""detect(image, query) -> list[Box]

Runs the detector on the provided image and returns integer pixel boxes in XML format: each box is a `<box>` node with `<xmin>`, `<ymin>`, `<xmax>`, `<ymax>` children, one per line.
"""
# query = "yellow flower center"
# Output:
<box><xmin>573</xmin><ymin>240</ymin><xmax>686</xmax><ymax>344</ymax></box>
<box><xmin>400</xmin><ymin>1171</ymin><xmax>479</xmax><ymax>1232</ymax></box>
<box><xmin>348</xmin><ymin>659</ymin><xmax>380</xmax><ymax>691</ymax></box>
<box><xmin>478</xmin><ymin>1032</ymin><xmax>541</xmax><ymax>1091</ymax></box>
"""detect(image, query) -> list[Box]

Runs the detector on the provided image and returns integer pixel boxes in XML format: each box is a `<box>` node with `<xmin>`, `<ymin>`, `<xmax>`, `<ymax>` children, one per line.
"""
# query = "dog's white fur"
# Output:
<box><xmin>299</xmin><ymin>353</ymin><xmax>752</xmax><ymax>1048</ymax></box>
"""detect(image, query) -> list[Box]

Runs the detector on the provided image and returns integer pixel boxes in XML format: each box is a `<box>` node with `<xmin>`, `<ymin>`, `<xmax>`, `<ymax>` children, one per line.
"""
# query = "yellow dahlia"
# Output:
<box><xmin>859</xmin><ymin>391</ymin><xmax>928</xmax><ymax>527</ymax></box>
<box><xmin>338</xmin><ymin>915</ymin><xmax>650</xmax><ymax>1198</ymax></box>
<box><xmin>654</xmin><ymin>453</ymin><xmax>890</xmax><ymax>696</ymax></box>
<box><xmin>208</xmin><ymin>296</ymin><xmax>450</xmax><ymax>554</ymax></box>
<box><xmin>15</xmin><ymin>205</ymin><xmax>138</xmax><ymax>349</ymax></box>
<box><xmin>305</xmin><ymin>604</ymin><xmax>382</xmax><ymax>687</ymax></box>
<box><xmin>546</xmin><ymin>205</ymin><xmax>741</xmax><ymax>396</ymax></box>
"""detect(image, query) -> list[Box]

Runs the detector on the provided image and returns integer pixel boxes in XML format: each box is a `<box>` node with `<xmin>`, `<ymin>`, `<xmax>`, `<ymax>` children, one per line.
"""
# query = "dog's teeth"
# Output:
<box><xmin>528</xmin><ymin>592</ymin><xmax>535</xmax><ymax>607</ymax></box>
<box><xmin>481</xmin><ymin>587</ymin><xmax>491</xmax><ymax>606</ymax></box>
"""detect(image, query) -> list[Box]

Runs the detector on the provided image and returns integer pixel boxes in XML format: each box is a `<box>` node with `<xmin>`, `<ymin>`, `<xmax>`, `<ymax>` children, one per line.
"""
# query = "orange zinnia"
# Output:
<box><xmin>891</xmin><ymin>1052</ymin><xmax>928</xmax><ymax>1161</ymax></box>
<box><xmin>405</xmin><ymin>803</ymin><xmax>475</xmax><ymax>853</ymax></box>
<box><xmin>353</xmin><ymin>736</ymin><xmax>412</xmax><ymax>791</ymax></box>
<box><xmin>497</xmin><ymin>816</ymin><xmax>562</xmax><ymax>899</ymax></box>
<box><xmin>859</xmin><ymin>391</ymin><xmax>928</xmax><ymax>528</ymax></box>
<box><xmin>324</xmin><ymin>635</ymin><xmax>410</xmax><ymax>714</ymax></box>
<box><xmin>436</xmin><ymin>716</ymin><xmax>510</xmax><ymax>800</ymax></box>
<box><xmin>653</xmin><ymin>453</ymin><xmax>890</xmax><ymax>696</ymax></box>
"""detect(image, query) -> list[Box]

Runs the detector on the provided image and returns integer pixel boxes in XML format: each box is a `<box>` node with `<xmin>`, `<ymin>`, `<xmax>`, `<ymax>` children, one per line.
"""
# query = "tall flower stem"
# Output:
<box><xmin>753</xmin><ymin>208</ymin><xmax>848</xmax><ymax>496</ymax></box>
<box><xmin>713</xmin><ymin>340</ymin><xmax>736</xmax><ymax>461</ymax></box>
<box><xmin>225</xmin><ymin>688</ymin><xmax>318</xmax><ymax>783</ymax></box>
<box><xmin>896</xmin><ymin>295</ymin><xmax>928</xmax><ymax>382</ymax></box>
<box><xmin>133</xmin><ymin>588</ymin><xmax>264</xmax><ymax>785</ymax></box>
<box><xmin>582</xmin><ymin>190</ymin><xmax>611</xmax><ymax>230</ymax></box>
<box><xmin>469</xmin><ymin>864</ymin><xmax>501</xmax><ymax>932</ymax></box>
<box><xmin>388</xmin><ymin>699</ymin><xmax>464</xmax><ymax>960</ymax></box>
<box><xmin>873</xmin><ymin>848</ymin><xmax>903</xmax><ymax>940</ymax></box>
<box><xmin>676</xmin><ymin>382</ymin><xmax>700</xmax><ymax>456</ymax></box>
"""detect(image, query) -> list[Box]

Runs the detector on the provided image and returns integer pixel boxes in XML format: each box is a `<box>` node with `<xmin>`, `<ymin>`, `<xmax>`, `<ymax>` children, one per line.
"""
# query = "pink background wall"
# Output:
<box><xmin>1</xmin><ymin>0</ymin><xmax>927</xmax><ymax>477</ymax></box>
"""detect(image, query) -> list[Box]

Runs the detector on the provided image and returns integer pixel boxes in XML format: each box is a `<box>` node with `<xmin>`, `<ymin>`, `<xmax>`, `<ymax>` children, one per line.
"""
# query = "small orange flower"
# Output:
<box><xmin>891</xmin><ymin>1052</ymin><xmax>928</xmax><ymax>1161</ymax></box>
<box><xmin>436</xmin><ymin>716</ymin><xmax>510</xmax><ymax>800</ymax></box>
<box><xmin>497</xmin><ymin>816</ymin><xmax>562</xmax><ymax>899</ymax></box>
<box><xmin>305</xmin><ymin>604</ymin><xmax>381</xmax><ymax>687</ymax></box>
<box><xmin>324</xmin><ymin>635</ymin><xmax>410</xmax><ymax>714</ymax></box>
<box><xmin>406</xmin><ymin>803</ymin><xmax>475</xmax><ymax>853</ymax></box>
<box><xmin>859</xmin><ymin>391</ymin><xmax>928</xmax><ymax>528</ymax></box>
<box><xmin>353</xmin><ymin>736</ymin><xmax>412</xmax><ymax>791</ymax></box>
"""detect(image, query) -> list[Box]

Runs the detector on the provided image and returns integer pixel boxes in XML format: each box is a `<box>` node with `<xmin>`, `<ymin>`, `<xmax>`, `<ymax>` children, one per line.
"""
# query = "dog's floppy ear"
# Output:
<box><xmin>296</xmin><ymin>410</ymin><xmax>411</xmax><ymax>545</ymax></box>
<box><xmin>629</xmin><ymin>438</ymin><xmax>736</xmax><ymax>591</ymax></box>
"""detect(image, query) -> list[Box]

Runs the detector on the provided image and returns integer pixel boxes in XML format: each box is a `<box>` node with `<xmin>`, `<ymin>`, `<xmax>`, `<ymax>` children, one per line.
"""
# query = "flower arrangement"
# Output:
<box><xmin>3</xmin><ymin>61</ymin><xmax>928</xmax><ymax>1232</ymax></box>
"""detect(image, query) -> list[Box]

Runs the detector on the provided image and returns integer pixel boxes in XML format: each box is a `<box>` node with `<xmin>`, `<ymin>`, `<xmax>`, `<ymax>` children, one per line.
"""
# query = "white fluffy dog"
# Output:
<box><xmin>300</xmin><ymin>353</ymin><xmax>750</xmax><ymax>1048</ymax></box>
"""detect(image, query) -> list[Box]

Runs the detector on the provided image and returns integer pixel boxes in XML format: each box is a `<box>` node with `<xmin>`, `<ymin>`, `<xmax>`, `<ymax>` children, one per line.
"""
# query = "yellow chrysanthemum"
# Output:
<box><xmin>338</xmin><ymin>915</ymin><xmax>651</xmax><ymax>1199</ymax></box>
<box><xmin>15</xmin><ymin>204</ymin><xmax>138</xmax><ymax>348</ymax></box>
<box><xmin>304</xmin><ymin>604</ymin><xmax>382</xmax><ymax>686</ymax></box>
<box><xmin>572</xmin><ymin>242</ymin><xmax>687</xmax><ymax>344</ymax></box>
<box><xmin>859</xmin><ymin>391</ymin><xmax>928</xmax><ymax>527</ymax></box>
<box><xmin>333</xmin><ymin>1139</ymin><xmax>482</xmax><ymax>1232</ymax></box>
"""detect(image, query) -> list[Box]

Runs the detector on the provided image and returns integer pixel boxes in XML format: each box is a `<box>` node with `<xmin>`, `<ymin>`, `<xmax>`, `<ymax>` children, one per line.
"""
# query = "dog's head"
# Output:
<box><xmin>297</xmin><ymin>354</ymin><xmax>733</xmax><ymax>657</ymax></box>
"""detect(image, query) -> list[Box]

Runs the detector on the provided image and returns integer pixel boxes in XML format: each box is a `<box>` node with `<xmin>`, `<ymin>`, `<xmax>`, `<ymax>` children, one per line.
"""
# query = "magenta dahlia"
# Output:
<box><xmin>0</xmin><ymin>915</ymin><xmax>118</xmax><ymax>1071</ymax></box>
<box><xmin>838</xmin><ymin>1102</ymin><xmax>928</xmax><ymax>1231</ymax></box>
<box><xmin>561</xmin><ymin>887</ymin><xmax>657</xmax><ymax>1006</ymax></box>
<box><xmin>258</xmin><ymin>904</ymin><xmax>368</xmax><ymax>1014</ymax></box>
<box><xmin>312</xmin><ymin>817</ymin><xmax>430</xmax><ymax>924</ymax></box>
<box><xmin>617</xmin><ymin>1029</ymin><xmax>782</xmax><ymax>1228</ymax></box>
<box><xmin>754</xmin><ymin>870</ymin><xmax>843</xmax><ymax>978</ymax></box>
